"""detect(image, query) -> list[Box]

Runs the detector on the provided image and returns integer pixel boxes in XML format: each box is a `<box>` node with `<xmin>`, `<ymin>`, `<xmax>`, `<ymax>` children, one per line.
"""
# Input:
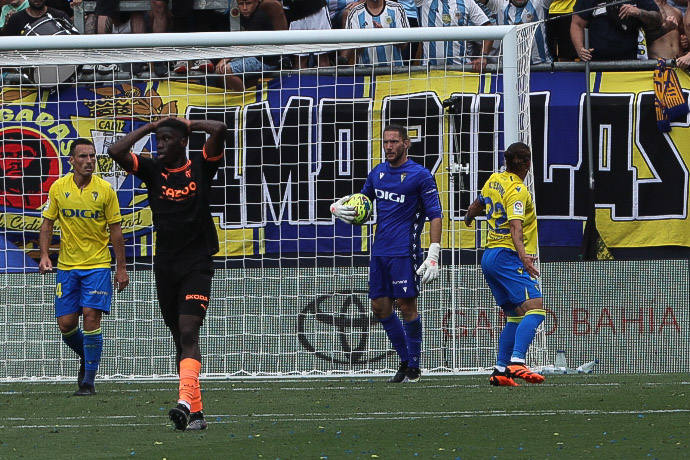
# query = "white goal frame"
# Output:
<box><xmin>0</xmin><ymin>25</ymin><xmax>544</xmax><ymax>380</ymax></box>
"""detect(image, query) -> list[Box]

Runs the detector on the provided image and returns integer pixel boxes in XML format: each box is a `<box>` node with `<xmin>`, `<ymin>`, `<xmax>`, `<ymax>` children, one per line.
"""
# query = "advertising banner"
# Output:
<box><xmin>1</xmin><ymin>70</ymin><xmax>688</xmax><ymax>265</ymax></box>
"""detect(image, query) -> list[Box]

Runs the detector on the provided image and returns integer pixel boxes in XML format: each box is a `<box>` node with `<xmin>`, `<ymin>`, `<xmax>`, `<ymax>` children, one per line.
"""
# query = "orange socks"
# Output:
<box><xmin>178</xmin><ymin>358</ymin><xmax>203</xmax><ymax>413</ymax></box>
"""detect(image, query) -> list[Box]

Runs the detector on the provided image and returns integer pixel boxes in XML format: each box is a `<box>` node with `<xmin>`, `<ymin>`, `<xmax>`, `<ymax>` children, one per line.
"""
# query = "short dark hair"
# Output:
<box><xmin>504</xmin><ymin>142</ymin><xmax>531</xmax><ymax>173</ymax></box>
<box><xmin>156</xmin><ymin>118</ymin><xmax>189</xmax><ymax>137</ymax></box>
<box><xmin>383</xmin><ymin>124</ymin><xmax>409</xmax><ymax>140</ymax></box>
<box><xmin>69</xmin><ymin>138</ymin><xmax>95</xmax><ymax>156</ymax></box>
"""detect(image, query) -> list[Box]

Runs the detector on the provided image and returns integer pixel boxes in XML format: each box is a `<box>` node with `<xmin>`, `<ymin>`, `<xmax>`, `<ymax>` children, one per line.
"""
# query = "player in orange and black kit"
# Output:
<box><xmin>107</xmin><ymin>117</ymin><xmax>227</xmax><ymax>431</ymax></box>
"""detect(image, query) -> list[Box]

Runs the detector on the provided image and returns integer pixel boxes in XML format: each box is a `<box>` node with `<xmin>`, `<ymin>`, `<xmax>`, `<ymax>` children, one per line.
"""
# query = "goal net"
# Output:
<box><xmin>0</xmin><ymin>24</ymin><xmax>543</xmax><ymax>380</ymax></box>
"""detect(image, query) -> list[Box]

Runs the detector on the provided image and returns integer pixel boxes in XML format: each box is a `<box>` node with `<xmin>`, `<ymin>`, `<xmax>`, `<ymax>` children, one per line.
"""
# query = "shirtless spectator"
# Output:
<box><xmin>647</xmin><ymin>0</ymin><xmax>684</xmax><ymax>58</ymax></box>
<box><xmin>676</xmin><ymin>4</ymin><xmax>690</xmax><ymax>67</ymax></box>
<box><xmin>215</xmin><ymin>0</ymin><xmax>288</xmax><ymax>91</ymax></box>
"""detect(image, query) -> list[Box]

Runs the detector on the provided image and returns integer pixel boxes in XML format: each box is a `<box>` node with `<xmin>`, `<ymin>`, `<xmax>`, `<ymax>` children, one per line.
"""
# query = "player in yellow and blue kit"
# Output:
<box><xmin>331</xmin><ymin>125</ymin><xmax>443</xmax><ymax>383</ymax></box>
<box><xmin>39</xmin><ymin>138</ymin><xmax>129</xmax><ymax>396</ymax></box>
<box><xmin>465</xmin><ymin>142</ymin><xmax>546</xmax><ymax>386</ymax></box>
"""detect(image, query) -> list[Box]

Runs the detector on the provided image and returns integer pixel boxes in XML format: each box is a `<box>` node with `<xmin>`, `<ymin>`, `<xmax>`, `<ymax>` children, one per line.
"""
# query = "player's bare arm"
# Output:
<box><xmin>464</xmin><ymin>197</ymin><xmax>485</xmax><ymax>226</ymax></box>
<box><xmin>189</xmin><ymin>119</ymin><xmax>228</xmax><ymax>159</ymax></box>
<box><xmin>509</xmin><ymin>218</ymin><xmax>539</xmax><ymax>277</ymax></box>
<box><xmin>109</xmin><ymin>222</ymin><xmax>129</xmax><ymax>292</ymax></box>
<box><xmin>107</xmin><ymin>121</ymin><xmax>159</xmax><ymax>171</ymax></box>
<box><xmin>38</xmin><ymin>217</ymin><xmax>55</xmax><ymax>274</ymax></box>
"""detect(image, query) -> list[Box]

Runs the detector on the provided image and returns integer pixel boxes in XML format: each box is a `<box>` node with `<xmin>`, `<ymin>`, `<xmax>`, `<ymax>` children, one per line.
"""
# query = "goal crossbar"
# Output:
<box><xmin>0</xmin><ymin>26</ymin><xmax>517</xmax><ymax>51</ymax></box>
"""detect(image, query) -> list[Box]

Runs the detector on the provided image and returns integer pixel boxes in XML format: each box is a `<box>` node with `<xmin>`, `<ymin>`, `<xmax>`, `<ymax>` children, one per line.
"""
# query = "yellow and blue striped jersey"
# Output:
<box><xmin>43</xmin><ymin>173</ymin><xmax>122</xmax><ymax>270</ymax></box>
<box><xmin>479</xmin><ymin>171</ymin><xmax>537</xmax><ymax>254</ymax></box>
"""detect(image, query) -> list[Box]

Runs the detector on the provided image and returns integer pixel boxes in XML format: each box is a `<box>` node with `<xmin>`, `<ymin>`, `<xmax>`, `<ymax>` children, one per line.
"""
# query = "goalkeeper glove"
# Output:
<box><xmin>330</xmin><ymin>195</ymin><xmax>356</xmax><ymax>224</ymax></box>
<box><xmin>416</xmin><ymin>242</ymin><xmax>441</xmax><ymax>285</ymax></box>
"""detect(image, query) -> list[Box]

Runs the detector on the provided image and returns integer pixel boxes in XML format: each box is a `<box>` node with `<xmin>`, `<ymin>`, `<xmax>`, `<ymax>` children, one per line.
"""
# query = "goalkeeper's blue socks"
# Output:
<box><xmin>61</xmin><ymin>326</ymin><xmax>84</xmax><ymax>358</ymax></box>
<box><xmin>495</xmin><ymin>316</ymin><xmax>521</xmax><ymax>371</ymax></box>
<box><xmin>403</xmin><ymin>316</ymin><xmax>422</xmax><ymax>369</ymax></box>
<box><xmin>510</xmin><ymin>310</ymin><xmax>546</xmax><ymax>362</ymax></box>
<box><xmin>82</xmin><ymin>328</ymin><xmax>103</xmax><ymax>386</ymax></box>
<box><xmin>380</xmin><ymin>312</ymin><xmax>409</xmax><ymax>363</ymax></box>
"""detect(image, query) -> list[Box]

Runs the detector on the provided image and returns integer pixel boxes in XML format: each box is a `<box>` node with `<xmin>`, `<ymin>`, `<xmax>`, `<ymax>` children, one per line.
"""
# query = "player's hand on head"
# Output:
<box><xmin>416</xmin><ymin>243</ymin><xmax>441</xmax><ymax>285</ymax></box>
<box><xmin>330</xmin><ymin>195</ymin><xmax>356</xmax><ymax>224</ymax></box>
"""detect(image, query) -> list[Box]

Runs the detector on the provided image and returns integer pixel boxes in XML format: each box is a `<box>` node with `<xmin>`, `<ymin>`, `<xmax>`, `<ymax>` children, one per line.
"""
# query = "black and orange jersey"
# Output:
<box><xmin>128</xmin><ymin>147</ymin><xmax>222</xmax><ymax>258</ymax></box>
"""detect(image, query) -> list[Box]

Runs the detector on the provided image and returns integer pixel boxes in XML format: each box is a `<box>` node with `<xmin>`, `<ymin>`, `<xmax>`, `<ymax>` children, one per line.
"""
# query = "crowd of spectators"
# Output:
<box><xmin>2</xmin><ymin>0</ymin><xmax>690</xmax><ymax>79</ymax></box>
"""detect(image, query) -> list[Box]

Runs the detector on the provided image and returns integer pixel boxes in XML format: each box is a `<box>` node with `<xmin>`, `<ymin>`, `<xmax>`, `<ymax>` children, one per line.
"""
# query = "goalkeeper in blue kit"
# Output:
<box><xmin>331</xmin><ymin>125</ymin><xmax>442</xmax><ymax>382</ymax></box>
<box><xmin>464</xmin><ymin>142</ymin><xmax>545</xmax><ymax>386</ymax></box>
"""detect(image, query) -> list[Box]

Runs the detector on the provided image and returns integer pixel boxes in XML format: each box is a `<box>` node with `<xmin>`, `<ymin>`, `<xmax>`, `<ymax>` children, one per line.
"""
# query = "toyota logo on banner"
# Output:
<box><xmin>297</xmin><ymin>291</ymin><xmax>391</xmax><ymax>365</ymax></box>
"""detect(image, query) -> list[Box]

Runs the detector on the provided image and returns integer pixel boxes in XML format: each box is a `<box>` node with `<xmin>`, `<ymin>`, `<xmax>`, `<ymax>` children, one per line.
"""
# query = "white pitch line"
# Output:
<box><xmin>2</xmin><ymin>381</ymin><xmax>677</xmax><ymax>396</ymax></box>
<box><xmin>2</xmin><ymin>408</ymin><xmax>689</xmax><ymax>429</ymax></box>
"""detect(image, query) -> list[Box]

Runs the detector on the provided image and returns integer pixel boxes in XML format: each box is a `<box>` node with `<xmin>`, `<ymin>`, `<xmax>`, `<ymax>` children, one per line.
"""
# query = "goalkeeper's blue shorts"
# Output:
<box><xmin>481</xmin><ymin>247</ymin><xmax>541</xmax><ymax>312</ymax></box>
<box><xmin>54</xmin><ymin>268</ymin><xmax>112</xmax><ymax>318</ymax></box>
<box><xmin>369</xmin><ymin>255</ymin><xmax>419</xmax><ymax>300</ymax></box>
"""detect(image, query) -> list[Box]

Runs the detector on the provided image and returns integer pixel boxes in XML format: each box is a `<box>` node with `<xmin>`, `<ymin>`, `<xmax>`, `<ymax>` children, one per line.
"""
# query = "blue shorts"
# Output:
<box><xmin>55</xmin><ymin>268</ymin><xmax>112</xmax><ymax>318</ymax></box>
<box><xmin>481</xmin><ymin>247</ymin><xmax>541</xmax><ymax>312</ymax></box>
<box><xmin>369</xmin><ymin>255</ymin><xmax>420</xmax><ymax>300</ymax></box>
<box><xmin>229</xmin><ymin>57</ymin><xmax>279</xmax><ymax>75</ymax></box>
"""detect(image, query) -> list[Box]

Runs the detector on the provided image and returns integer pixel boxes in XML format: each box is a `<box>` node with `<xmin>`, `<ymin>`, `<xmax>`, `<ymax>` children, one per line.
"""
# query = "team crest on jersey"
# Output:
<box><xmin>386</xmin><ymin>16</ymin><xmax>392</xmax><ymax>24</ymax></box>
<box><xmin>379</xmin><ymin>172</ymin><xmax>385</xmax><ymax>179</ymax></box>
<box><xmin>92</xmin><ymin>192</ymin><xmax>98</xmax><ymax>201</ymax></box>
<box><xmin>442</xmin><ymin>13</ymin><xmax>451</xmax><ymax>24</ymax></box>
<box><xmin>400</xmin><ymin>173</ymin><xmax>407</xmax><ymax>183</ymax></box>
<box><xmin>524</xmin><ymin>13</ymin><xmax>534</xmax><ymax>21</ymax></box>
<box><xmin>65</xmin><ymin>192</ymin><xmax>70</xmax><ymax>198</ymax></box>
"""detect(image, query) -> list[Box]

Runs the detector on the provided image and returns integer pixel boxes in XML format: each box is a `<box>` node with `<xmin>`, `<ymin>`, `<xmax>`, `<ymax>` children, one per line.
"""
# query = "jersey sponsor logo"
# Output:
<box><xmin>88</xmin><ymin>289</ymin><xmax>109</xmax><ymax>296</ymax></box>
<box><xmin>161</xmin><ymin>181</ymin><xmax>197</xmax><ymax>200</ymax></box>
<box><xmin>392</xmin><ymin>279</ymin><xmax>407</xmax><ymax>285</ymax></box>
<box><xmin>375</xmin><ymin>188</ymin><xmax>405</xmax><ymax>203</ymax></box>
<box><xmin>185</xmin><ymin>293</ymin><xmax>209</xmax><ymax>302</ymax></box>
<box><xmin>61</xmin><ymin>209</ymin><xmax>101</xmax><ymax>219</ymax></box>
<box><xmin>65</xmin><ymin>192</ymin><xmax>70</xmax><ymax>198</ymax></box>
<box><xmin>92</xmin><ymin>192</ymin><xmax>98</xmax><ymax>201</ymax></box>
<box><xmin>400</xmin><ymin>173</ymin><xmax>407</xmax><ymax>182</ymax></box>
<box><xmin>514</xmin><ymin>201</ymin><xmax>524</xmax><ymax>216</ymax></box>
<box><xmin>379</xmin><ymin>172</ymin><xmax>385</xmax><ymax>179</ymax></box>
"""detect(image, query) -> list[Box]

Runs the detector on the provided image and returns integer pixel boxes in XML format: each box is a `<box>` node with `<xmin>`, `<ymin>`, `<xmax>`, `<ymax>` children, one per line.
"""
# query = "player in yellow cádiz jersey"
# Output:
<box><xmin>39</xmin><ymin>138</ymin><xmax>129</xmax><ymax>395</ymax></box>
<box><xmin>464</xmin><ymin>142</ymin><xmax>546</xmax><ymax>387</ymax></box>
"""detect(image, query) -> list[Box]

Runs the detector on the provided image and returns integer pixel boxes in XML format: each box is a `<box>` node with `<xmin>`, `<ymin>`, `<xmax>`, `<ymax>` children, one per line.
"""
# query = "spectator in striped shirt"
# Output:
<box><xmin>340</xmin><ymin>0</ymin><xmax>410</xmax><ymax>66</ymax></box>
<box><xmin>477</xmin><ymin>0</ymin><xmax>554</xmax><ymax>64</ymax></box>
<box><xmin>416</xmin><ymin>0</ymin><xmax>494</xmax><ymax>71</ymax></box>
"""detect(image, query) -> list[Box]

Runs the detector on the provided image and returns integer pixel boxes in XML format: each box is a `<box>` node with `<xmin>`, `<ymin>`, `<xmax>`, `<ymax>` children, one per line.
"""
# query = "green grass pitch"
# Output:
<box><xmin>1</xmin><ymin>374</ymin><xmax>689</xmax><ymax>459</ymax></box>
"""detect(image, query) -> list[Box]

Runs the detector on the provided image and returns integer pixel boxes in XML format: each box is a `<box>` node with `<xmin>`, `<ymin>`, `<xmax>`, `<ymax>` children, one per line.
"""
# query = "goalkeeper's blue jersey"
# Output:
<box><xmin>361</xmin><ymin>159</ymin><xmax>442</xmax><ymax>257</ymax></box>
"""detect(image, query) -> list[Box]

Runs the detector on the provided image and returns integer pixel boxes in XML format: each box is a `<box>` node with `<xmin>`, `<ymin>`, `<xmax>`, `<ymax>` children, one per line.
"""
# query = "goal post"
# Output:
<box><xmin>0</xmin><ymin>24</ymin><xmax>546</xmax><ymax>381</ymax></box>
